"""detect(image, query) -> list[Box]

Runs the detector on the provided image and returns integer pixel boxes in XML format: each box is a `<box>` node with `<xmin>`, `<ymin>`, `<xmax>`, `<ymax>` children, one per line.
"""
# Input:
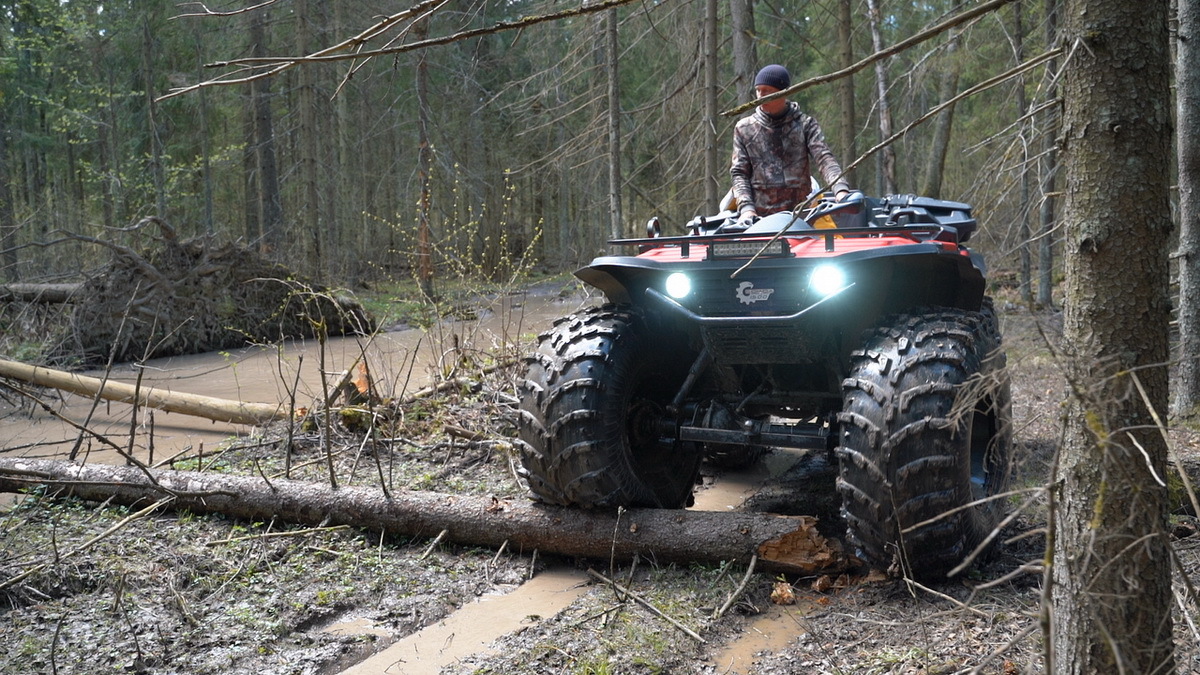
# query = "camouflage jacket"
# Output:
<box><xmin>730</xmin><ymin>102</ymin><xmax>849</xmax><ymax>216</ymax></box>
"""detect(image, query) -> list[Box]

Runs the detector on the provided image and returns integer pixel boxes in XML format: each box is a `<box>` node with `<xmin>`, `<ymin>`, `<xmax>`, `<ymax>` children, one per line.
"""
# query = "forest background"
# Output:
<box><xmin>0</xmin><ymin>0</ymin><xmax>1059</xmax><ymax>302</ymax></box>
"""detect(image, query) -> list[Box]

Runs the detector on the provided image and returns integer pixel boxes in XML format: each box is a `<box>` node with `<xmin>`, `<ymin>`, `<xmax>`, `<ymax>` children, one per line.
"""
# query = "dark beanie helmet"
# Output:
<box><xmin>754</xmin><ymin>64</ymin><xmax>791</xmax><ymax>90</ymax></box>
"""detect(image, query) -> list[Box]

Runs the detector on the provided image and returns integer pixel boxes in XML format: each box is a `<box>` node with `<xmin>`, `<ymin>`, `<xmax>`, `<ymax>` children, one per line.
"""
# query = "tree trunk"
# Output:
<box><xmin>414</xmin><ymin>17</ymin><xmax>436</xmax><ymax>301</ymax></box>
<box><xmin>0</xmin><ymin>458</ymin><xmax>849</xmax><ymax>576</ymax></box>
<box><xmin>703</xmin><ymin>0</ymin><xmax>719</xmax><ymax>212</ymax></box>
<box><xmin>917</xmin><ymin>8</ymin><xmax>962</xmax><ymax>200</ymax></box>
<box><xmin>1051</xmin><ymin>0</ymin><xmax>1175</xmax><ymax>670</ymax></box>
<box><xmin>1173</xmin><ymin>0</ymin><xmax>1200</xmax><ymax>416</ymax></box>
<box><xmin>249</xmin><ymin>5</ymin><xmax>283</xmax><ymax>256</ymax></box>
<box><xmin>836</xmin><ymin>0</ymin><xmax>856</xmax><ymax>187</ymax></box>
<box><xmin>0</xmin><ymin>105</ymin><xmax>17</xmax><ymax>283</ymax></box>
<box><xmin>1014</xmin><ymin>1</ymin><xmax>1034</xmax><ymax>305</ymax></box>
<box><xmin>0</xmin><ymin>358</ymin><xmax>285</xmax><ymax>426</ymax></box>
<box><xmin>865</xmin><ymin>0</ymin><xmax>897</xmax><ymax>194</ymax></box>
<box><xmin>142</xmin><ymin>15</ymin><xmax>167</xmax><ymax>220</ymax></box>
<box><xmin>607</xmin><ymin>9</ymin><xmax>624</xmax><ymax>243</ymax></box>
<box><xmin>730</xmin><ymin>0</ymin><xmax>757</xmax><ymax>107</ymax></box>
<box><xmin>296</xmin><ymin>0</ymin><xmax>322</xmax><ymax>279</ymax></box>
<box><xmin>1037</xmin><ymin>0</ymin><xmax>1060</xmax><ymax>309</ymax></box>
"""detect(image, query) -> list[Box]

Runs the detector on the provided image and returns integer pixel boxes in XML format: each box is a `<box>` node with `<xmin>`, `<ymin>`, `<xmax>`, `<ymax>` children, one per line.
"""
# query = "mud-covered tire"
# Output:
<box><xmin>517</xmin><ymin>305</ymin><xmax>701</xmax><ymax>508</ymax></box>
<box><xmin>837</xmin><ymin>303</ymin><xmax>1012</xmax><ymax>578</ymax></box>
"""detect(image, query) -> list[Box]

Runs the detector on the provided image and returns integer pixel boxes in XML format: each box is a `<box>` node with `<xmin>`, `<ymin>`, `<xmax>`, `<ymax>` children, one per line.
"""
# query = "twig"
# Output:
<box><xmin>713</xmin><ymin>555</ymin><xmax>757</xmax><ymax>619</ymax></box>
<box><xmin>420</xmin><ymin>528</ymin><xmax>449</xmax><ymax>560</ymax></box>
<box><xmin>586</xmin><ymin>568</ymin><xmax>706</xmax><ymax>644</ymax></box>
<box><xmin>723</xmin><ymin>0</ymin><xmax>1018</xmax><ymax>116</ymax></box>
<box><xmin>0</xmin><ymin>497</ymin><xmax>172</xmax><ymax>593</ymax></box>
<box><xmin>204</xmin><ymin>524</ymin><xmax>351</xmax><ymax>547</ymax></box>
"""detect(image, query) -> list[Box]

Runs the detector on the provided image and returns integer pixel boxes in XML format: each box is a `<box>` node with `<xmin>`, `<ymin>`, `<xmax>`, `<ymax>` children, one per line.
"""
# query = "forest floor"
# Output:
<box><xmin>2</xmin><ymin>287</ymin><xmax>1200</xmax><ymax>674</ymax></box>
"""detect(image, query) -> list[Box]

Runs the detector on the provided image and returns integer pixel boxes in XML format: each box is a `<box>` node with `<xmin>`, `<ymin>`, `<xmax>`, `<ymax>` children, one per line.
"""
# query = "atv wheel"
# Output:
<box><xmin>517</xmin><ymin>305</ymin><xmax>701</xmax><ymax>508</ymax></box>
<box><xmin>837</xmin><ymin>305</ymin><xmax>1011</xmax><ymax>578</ymax></box>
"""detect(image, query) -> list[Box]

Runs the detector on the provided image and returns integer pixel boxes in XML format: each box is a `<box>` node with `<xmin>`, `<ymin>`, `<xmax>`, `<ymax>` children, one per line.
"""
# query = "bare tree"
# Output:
<box><xmin>1049</xmin><ymin>0</ymin><xmax>1175</xmax><ymax>670</ymax></box>
<box><xmin>1173</xmin><ymin>0</ymin><xmax>1200</xmax><ymax>416</ymax></box>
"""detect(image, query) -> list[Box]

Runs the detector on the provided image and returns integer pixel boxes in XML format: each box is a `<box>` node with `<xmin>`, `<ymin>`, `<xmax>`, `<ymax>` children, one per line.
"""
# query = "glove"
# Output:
<box><xmin>723</xmin><ymin>210</ymin><xmax>757</xmax><ymax>232</ymax></box>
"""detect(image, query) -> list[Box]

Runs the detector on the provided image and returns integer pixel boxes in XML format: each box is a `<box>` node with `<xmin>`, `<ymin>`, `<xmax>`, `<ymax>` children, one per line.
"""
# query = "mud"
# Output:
<box><xmin>3</xmin><ymin>296</ymin><xmax>1200</xmax><ymax>673</ymax></box>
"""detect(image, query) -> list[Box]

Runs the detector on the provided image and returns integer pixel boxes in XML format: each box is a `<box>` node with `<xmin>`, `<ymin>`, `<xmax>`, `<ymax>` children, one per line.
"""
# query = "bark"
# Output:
<box><xmin>1051</xmin><ymin>0</ymin><xmax>1175</xmax><ymax>670</ymax></box>
<box><xmin>0</xmin><ymin>458</ymin><xmax>849</xmax><ymax>576</ymax></box>
<box><xmin>1173</xmin><ymin>0</ymin><xmax>1200</xmax><ymax>416</ymax></box>
<box><xmin>0</xmin><ymin>282</ymin><xmax>81</xmax><ymax>303</ymax></box>
<box><xmin>0</xmin><ymin>358</ymin><xmax>285</xmax><ymax>426</ymax></box>
<box><xmin>865</xmin><ymin>0</ymin><xmax>897</xmax><ymax>194</ymax></box>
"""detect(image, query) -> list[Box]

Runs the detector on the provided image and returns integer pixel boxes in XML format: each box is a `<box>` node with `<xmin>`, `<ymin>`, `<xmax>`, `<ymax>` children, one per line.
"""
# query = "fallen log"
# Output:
<box><xmin>0</xmin><ymin>458</ymin><xmax>851</xmax><ymax>575</ymax></box>
<box><xmin>0</xmin><ymin>358</ymin><xmax>285</xmax><ymax>426</ymax></box>
<box><xmin>0</xmin><ymin>282</ymin><xmax>82</xmax><ymax>303</ymax></box>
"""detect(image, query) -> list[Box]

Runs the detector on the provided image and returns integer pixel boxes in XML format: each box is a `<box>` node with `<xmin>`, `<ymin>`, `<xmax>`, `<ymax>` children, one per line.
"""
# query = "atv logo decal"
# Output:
<box><xmin>736</xmin><ymin>281</ymin><xmax>775</xmax><ymax>305</ymax></box>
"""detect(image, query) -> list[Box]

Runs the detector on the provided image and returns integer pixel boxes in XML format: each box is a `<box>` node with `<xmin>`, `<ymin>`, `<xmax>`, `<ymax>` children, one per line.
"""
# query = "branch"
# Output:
<box><xmin>723</xmin><ymin>0</ymin><xmax>1019</xmax><ymax>117</ymax></box>
<box><xmin>159</xmin><ymin>0</ymin><xmax>645</xmax><ymax>101</ymax></box>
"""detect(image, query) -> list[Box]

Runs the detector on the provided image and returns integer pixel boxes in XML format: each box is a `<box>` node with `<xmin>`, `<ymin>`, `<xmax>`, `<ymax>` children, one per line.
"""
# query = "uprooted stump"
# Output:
<box><xmin>59</xmin><ymin>220</ymin><xmax>372</xmax><ymax>364</ymax></box>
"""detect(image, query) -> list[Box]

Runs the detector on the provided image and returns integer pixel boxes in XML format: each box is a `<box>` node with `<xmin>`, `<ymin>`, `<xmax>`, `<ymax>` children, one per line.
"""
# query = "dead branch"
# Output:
<box><xmin>0</xmin><ymin>358</ymin><xmax>285</xmax><ymax>426</ymax></box>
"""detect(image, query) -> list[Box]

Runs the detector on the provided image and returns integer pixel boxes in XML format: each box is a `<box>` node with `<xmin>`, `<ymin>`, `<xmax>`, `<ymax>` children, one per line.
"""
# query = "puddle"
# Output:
<box><xmin>690</xmin><ymin>448</ymin><xmax>807</xmax><ymax>512</ymax></box>
<box><xmin>336</xmin><ymin>567</ymin><xmax>589</xmax><ymax>675</ymax></box>
<box><xmin>710</xmin><ymin>600</ymin><xmax>819</xmax><ymax>674</ymax></box>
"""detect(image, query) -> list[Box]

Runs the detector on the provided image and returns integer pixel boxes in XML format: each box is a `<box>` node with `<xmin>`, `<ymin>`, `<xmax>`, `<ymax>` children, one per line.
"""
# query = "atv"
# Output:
<box><xmin>516</xmin><ymin>190</ymin><xmax>1012</xmax><ymax>578</ymax></box>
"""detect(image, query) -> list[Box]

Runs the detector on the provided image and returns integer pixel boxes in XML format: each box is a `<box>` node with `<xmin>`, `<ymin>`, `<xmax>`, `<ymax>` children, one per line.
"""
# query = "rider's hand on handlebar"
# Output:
<box><xmin>736</xmin><ymin>209</ymin><xmax>758</xmax><ymax>228</ymax></box>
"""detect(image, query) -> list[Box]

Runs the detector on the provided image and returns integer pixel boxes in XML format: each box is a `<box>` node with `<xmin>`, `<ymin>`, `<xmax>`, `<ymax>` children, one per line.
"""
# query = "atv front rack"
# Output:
<box><xmin>610</xmin><ymin>224</ymin><xmax>963</xmax><ymax>257</ymax></box>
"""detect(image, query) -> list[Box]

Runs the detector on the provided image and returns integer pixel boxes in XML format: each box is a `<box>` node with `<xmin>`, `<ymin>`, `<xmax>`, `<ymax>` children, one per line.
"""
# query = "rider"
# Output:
<box><xmin>730</xmin><ymin>64</ymin><xmax>851</xmax><ymax>229</ymax></box>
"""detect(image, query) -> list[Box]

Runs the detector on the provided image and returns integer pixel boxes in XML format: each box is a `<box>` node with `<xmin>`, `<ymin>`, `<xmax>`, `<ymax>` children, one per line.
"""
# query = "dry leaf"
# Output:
<box><xmin>770</xmin><ymin>581</ymin><xmax>796</xmax><ymax>605</ymax></box>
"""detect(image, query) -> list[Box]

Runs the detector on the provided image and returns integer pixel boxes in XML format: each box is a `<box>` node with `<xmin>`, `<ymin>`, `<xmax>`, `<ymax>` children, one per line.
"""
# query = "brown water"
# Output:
<box><xmin>2</xmin><ymin>290</ymin><xmax>587</xmax><ymax>463</ymax></box>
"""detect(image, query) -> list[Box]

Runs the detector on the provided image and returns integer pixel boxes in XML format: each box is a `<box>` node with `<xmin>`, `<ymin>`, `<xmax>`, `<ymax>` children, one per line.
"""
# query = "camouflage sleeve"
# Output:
<box><xmin>804</xmin><ymin>116</ymin><xmax>850</xmax><ymax>194</ymax></box>
<box><xmin>730</xmin><ymin>124</ymin><xmax>757</xmax><ymax>215</ymax></box>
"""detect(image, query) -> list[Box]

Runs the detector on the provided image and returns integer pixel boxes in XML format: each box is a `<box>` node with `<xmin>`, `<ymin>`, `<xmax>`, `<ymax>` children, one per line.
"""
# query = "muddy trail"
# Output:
<box><xmin>3</xmin><ymin>296</ymin><xmax>1199</xmax><ymax>674</ymax></box>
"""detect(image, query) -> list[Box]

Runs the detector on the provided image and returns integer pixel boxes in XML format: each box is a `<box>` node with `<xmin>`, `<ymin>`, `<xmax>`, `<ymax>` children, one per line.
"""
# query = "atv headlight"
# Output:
<box><xmin>665</xmin><ymin>272</ymin><xmax>692</xmax><ymax>299</ymax></box>
<box><xmin>809</xmin><ymin>264</ymin><xmax>848</xmax><ymax>298</ymax></box>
